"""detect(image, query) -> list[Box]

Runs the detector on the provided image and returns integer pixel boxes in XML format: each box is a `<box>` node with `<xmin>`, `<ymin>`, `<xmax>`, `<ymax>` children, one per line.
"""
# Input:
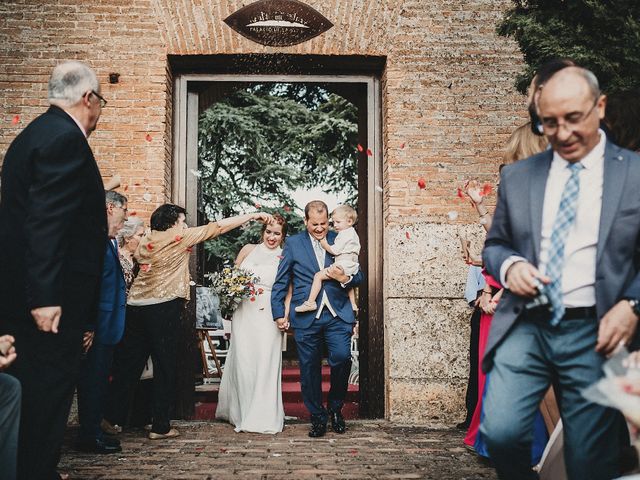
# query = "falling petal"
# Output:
<box><xmin>254</xmin><ymin>203</ymin><xmax>261</xmax><ymax>209</ymax></box>
<box><xmin>405</xmin><ymin>231</ymin><xmax>410</xmax><ymax>240</ymax></box>
<box><xmin>400</xmin><ymin>142</ymin><xmax>405</xmax><ymax>149</ymax></box>
<box><xmin>189</xmin><ymin>280</ymin><xmax>196</xmax><ymax>286</ymax></box>
<box><xmin>145</xmin><ymin>133</ymin><xmax>152</xmax><ymax>142</ymax></box>
<box><xmin>417</xmin><ymin>178</ymin><xmax>426</xmax><ymax>189</ymax></box>
<box><xmin>366</xmin><ymin>148</ymin><xmax>373</xmax><ymax>156</ymax></box>
<box><xmin>186</xmin><ymin>247</ymin><xmax>193</xmax><ymax>253</ymax></box>
<box><xmin>375</xmin><ymin>185</ymin><xmax>383</xmax><ymax>193</ymax></box>
<box><xmin>134</xmin><ymin>182</ymin><xmax>141</xmax><ymax>186</ymax></box>
<box><xmin>11</xmin><ymin>115</ymin><xmax>20</xmax><ymax>125</ymax></box>
<box><xmin>357</xmin><ymin>144</ymin><xmax>364</xmax><ymax>152</ymax></box>
<box><xmin>146</xmin><ymin>243</ymin><xmax>154</xmax><ymax>251</ymax></box>
<box><xmin>140</xmin><ymin>264</ymin><xmax>151</xmax><ymax>272</ymax></box>
<box><xmin>142</xmin><ymin>192</ymin><xmax>152</xmax><ymax>202</ymax></box>
<box><xmin>447</xmin><ymin>210</ymin><xmax>459</xmax><ymax>220</ymax></box>
<box><xmin>190</xmin><ymin>169</ymin><xmax>202</xmax><ymax>178</ymax></box>
<box><xmin>277</xmin><ymin>255</ymin><xmax>284</xmax><ymax>259</ymax></box>
<box><xmin>350</xmin><ymin>450</ymin><xmax>358</xmax><ymax>456</ymax></box>
<box><xmin>129</xmin><ymin>211</ymin><xmax>137</xmax><ymax>216</ymax></box>
<box><xmin>457</xmin><ymin>187</ymin><xmax>464</xmax><ymax>198</ymax></box>
<box><xmin>283</xmin><ymin>205</ymin><xmax>291</xmax><ymax>212</ymax></box>
<box><xmin>175</xmin><ymin>235</ymin><xmax>183</xmax><ymax>242</ymax></box>
<box><xmin>123</xmin><ymin>184</ymin><xmax>129</xmax><ymax>191</ymax></box>
<box><xmin>481</xmin><ymin>184</ymin><xmax>493</xmax><ymax>196</ymax></box>
<box><xmin>250</xmin><ymin>297</ymin><xmax>256</xmax><ymax>302</ymax></box>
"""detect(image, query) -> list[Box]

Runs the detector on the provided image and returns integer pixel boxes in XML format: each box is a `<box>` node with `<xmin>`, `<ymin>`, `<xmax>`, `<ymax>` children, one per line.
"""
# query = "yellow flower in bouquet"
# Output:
<box><xmin>206</xmin><ymin>265</ymin><xmax>261</xmax><ymax>319</ymax></box>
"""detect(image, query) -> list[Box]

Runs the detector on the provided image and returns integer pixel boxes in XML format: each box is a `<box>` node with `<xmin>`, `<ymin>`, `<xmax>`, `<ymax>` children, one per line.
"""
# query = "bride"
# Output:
<box><xmin>216</xmin><ymin>214</ymin><xmax>289</xmax><ymax>433</ymax></box>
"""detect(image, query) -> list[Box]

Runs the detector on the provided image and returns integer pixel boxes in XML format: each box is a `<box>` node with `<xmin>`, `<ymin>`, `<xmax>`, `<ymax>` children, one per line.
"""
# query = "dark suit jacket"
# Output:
<box><xmin>95</xmin><ymin>240</ymin><xmax>126</xmax><ymax>345</ymax></box>
<box><xmin>271</xmin><ymin>230</ymin><xmax>363</xmax><ymax>329</ymax></box>
<box><xmin>0</xmin><ymin>106</ymin><xmax>107</xmax><ymax>329</ymax></box>
<box><xmin>482</xmin><ymin>141</ymin><xmax>640</xmax><ymax>372</ymax></box>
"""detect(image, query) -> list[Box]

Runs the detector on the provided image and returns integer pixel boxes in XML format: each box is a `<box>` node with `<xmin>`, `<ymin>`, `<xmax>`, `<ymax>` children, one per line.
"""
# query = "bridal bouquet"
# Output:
<box><xmin>206</xmin><ymin>266</ymin><xmax>260</xmax><ymax>319</ymax></box>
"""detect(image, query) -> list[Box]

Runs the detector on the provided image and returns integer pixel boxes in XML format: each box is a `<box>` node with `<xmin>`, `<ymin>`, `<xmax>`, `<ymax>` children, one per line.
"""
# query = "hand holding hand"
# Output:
<box><xmin>31</xmin><ymin>306</ymin><xmax>62</xmax><ymax>333</ymax></box>
<box><xmin>596</xmin><ymin>301</ymin><xmax>639</xmax><ymax>355</ymax></box>
<box><xmin>0</xmin><ymin>335</ymin><xmax>17</xmax><ymax>370</ymax></box>
<box><xmin>505</xmin><ymin>262</ymin><xmax>550</xmax><ymax>298</ymax></box>
<box><xmin>276</xmin><ymin>317</ymin><xmax>289</xmax><ymax>332</ymax></box>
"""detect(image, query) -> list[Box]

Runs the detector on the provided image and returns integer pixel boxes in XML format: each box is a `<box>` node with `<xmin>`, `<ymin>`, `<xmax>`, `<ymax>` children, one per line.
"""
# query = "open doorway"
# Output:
<box><xmin>171</xmin><ymin>55</ymin><xmax>385</xmax><ymax>419</ymax></box>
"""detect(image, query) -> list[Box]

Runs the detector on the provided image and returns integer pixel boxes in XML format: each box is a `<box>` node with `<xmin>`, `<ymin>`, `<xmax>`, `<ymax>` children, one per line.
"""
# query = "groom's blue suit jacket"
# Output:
<box><xmin>271</xmin><ymin>230</ymin><xmax>363</xmax><ymax>329</ymax></box>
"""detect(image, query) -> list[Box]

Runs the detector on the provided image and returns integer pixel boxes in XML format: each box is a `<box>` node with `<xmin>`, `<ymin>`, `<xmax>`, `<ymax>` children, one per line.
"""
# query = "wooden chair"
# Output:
<box><xmin>196</xmin><ymin>328</ymin><xmax>223</xmax><ymax>379</ymax></box>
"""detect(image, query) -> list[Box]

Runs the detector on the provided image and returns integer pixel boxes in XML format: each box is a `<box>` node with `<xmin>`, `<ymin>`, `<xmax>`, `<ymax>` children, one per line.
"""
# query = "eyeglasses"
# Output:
<box><xmin>91</xmin><ymin>90</ymin><xmax>107</xmax><ymax>108</ymax></box>
<box><xmin>540</xmin><ymin>98</ymin><xmax>598</xmax><ymax>135</ymax></box>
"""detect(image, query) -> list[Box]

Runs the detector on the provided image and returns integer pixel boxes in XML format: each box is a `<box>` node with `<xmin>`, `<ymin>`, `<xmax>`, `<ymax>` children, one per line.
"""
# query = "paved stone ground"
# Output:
<box><xmin>59</xmin><ymin>420</ymin><xmax>497</xmax><ymax>479</ymax></box>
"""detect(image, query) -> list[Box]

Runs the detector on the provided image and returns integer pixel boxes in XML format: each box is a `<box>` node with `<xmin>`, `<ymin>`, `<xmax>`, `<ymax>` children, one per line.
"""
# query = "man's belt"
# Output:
<box><xmin>562</xmin><ymin>306</ymin><xmax>597</xmax><ymax>320</ymax></box>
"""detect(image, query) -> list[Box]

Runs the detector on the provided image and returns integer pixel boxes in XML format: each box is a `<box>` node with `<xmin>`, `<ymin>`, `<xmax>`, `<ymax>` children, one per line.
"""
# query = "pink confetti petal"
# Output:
<box><xmin>11</xmin><ymin>115</ymin><xmax>20</xmax><ymax>125</ymax></box>
<box><xmin>254</xmin><ymin>203</ymin><xmax>261</xmax><ymax>209</ymax></box>
<box><xmin>283</xmin><ymin>205</ymin><xmax>291</xmax><ymax>212</ymax></box>
<box><xmin>277</xmin><ymin>255</ymin><xmax>284</xmax><ymax>259</ymax></box>
<box><xmin>140</xmin><ymin>264</ymin><xmax>151</xmax><ymax>272</ymax></box>
<box><xmin>400</xmin><ymin>142</ymin><xmax>405</xmax><ymax>149</ymax></box>
<box><xmin>123</xmin><ymin>184</ymin><xmax>129</xmax><ymax>191</ymax></box>
<box><xmin>186</xmin><ymin>246</ymin><xmax>193</xmax><ymax>253</ymax></box>
<box><xmin>145</xmin><ymin>133</ymin><xmax>152</xmax><ymax>142</ymax></box>
<box><xmin>366</xmin><ymin>148</ymin><xmax>373</xmax><ymax>156</ymax></box>
<box><xmin>129</xmin><ymin>211</ymin><xmax>137</xmax><ymax>216</ymax></box>
<box><xmin>405</xmin><ymin>231</ymin><xmax>410</xmax><ymax>240</ymax></box>
<box><xmin>357</xmin><ymin>144</ymin><xmax>364</xmax><ymax>152</ymax></box>
<box><xmin>457</xmin><ymin>187</ymin><xmax>464</xmax><ymax>199</ymax></box>
<box><xmin>145</xmin><ymin>243</ymin><xmax>154</xmax><ymax>251</ymax></box>
<box><xmin>174</xmin><ymin>235</ymin><xmax>183</xmax><ymax>242</ymax></box>
<box><xmin>417</xmin><ymin>178</ymin><xmax>426</xmax><ymax>189</ymax></box>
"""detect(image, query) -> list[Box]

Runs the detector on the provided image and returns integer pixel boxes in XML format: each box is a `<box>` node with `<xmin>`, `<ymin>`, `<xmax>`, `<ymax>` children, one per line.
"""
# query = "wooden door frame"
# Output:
<box><xmin>172</xmin><ymin>69</ymin><xmax>385</xmax><ymax>419</ymax></box>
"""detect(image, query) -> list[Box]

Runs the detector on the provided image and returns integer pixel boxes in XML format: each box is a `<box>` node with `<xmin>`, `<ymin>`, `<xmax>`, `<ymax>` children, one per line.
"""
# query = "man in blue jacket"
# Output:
<box><xmin>76</xmin><ymin>190</ymin><xmax>128</xmax><ymax>454</ymax></box>
<box><xmin>271</xmin><ymin>200</ymin><xmax>362</xmax><ymax>438</ymax></box>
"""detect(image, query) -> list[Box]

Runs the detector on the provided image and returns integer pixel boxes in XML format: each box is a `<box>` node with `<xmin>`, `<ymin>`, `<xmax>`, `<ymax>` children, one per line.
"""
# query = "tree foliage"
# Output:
<box><xmin>197</xmin><ymin>84</ymin><xmax>358</xmax><ymax>270</ymax></box>
<box><xmin>497</xmin><ymin>0</ymin><xmax>640</xmax><ymax>94</ymax></box>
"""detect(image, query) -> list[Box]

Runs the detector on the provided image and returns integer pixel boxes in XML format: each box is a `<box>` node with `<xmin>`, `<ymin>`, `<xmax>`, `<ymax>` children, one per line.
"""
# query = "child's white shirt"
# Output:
<box><xmin>330</xmin><ymin>227</ymin><xmax>360</xmax><ymax>276</ymax></box>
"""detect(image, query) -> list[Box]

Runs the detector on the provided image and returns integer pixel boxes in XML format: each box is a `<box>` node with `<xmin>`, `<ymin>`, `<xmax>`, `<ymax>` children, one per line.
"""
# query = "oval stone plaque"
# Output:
<box><xmin>224</xmin><ymin>0</ymin><xmax>334</xmax><ymax>47</ymax></box>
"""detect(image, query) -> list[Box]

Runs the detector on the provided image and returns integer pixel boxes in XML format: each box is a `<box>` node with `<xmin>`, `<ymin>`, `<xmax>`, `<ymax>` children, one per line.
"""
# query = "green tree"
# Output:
<box><xmin>197</xmin><ymin>84</ymin><xmax>358</xmax><ymax>270</ymax></box>
<box><xmin>497</xmin><ymin>0</ymin><xmax>640</xmax><ymax>94</ymax></box>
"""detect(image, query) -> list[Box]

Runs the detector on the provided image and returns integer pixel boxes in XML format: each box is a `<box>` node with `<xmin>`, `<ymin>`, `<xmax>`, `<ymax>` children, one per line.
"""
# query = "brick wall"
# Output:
<box><xmin>0</xmin><ymin>0</ymin><xmax>526</xmax><ymax>425</ymax></box>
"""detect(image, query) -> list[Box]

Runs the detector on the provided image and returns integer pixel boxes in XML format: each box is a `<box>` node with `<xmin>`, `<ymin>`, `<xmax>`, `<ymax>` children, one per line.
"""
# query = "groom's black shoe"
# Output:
<box><xmin>308</xmin><ymin>416</ymin><xmax>327</xmax><ymax>438</ymax></box>
<box><xmin>328</xmin><ymin>409</ymin><xmax>346</xmax><ymax>434</ymax></box>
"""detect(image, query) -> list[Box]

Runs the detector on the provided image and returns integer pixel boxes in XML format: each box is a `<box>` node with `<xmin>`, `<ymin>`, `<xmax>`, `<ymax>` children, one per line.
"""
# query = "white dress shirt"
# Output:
<box><xmin>309</xmin><ymin>234</ymin><xmax>337</xmax><ymax>318</ymax></box>
<box><xmin>501</xmin><ymin>131</ymin><xmax>606</xmax><ymax>307</ymax></box>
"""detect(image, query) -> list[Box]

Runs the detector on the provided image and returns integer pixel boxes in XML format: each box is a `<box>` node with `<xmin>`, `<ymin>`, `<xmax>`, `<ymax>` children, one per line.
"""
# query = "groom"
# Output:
<box><xmin>272</xmin><ymin>200</ymin><xmax>362</xmax><ymax>437</ymax></box>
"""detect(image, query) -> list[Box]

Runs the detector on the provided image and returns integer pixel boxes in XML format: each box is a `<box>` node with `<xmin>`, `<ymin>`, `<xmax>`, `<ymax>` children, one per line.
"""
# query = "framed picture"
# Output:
<box><xmin>195</xmin><ymin>286</ymin><xmax>224</xmax><ymax>330</ymax></box>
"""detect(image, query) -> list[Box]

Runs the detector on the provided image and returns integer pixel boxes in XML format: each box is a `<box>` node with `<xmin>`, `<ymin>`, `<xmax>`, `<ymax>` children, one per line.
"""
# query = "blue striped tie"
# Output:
<box><xmin>546</xmin><ymin>162</ymin><xmax>584</xmax><ymax>326</ymax></box>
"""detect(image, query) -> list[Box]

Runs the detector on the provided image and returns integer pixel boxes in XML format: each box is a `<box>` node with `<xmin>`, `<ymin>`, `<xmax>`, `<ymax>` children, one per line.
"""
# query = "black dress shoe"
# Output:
<box><xmin>329</xmin><ymin>409</ymin><xmax>346</xmax><ymax>434</ymax></box>
<box><xmin>308</xmin><ymin>422</ymin><xmax>327</xmax><ymax>438</ymax></box>
<box><xmin>74</xmin><ymin>437</ymin><xmax>122</xmax><ymax>454</ymax></box>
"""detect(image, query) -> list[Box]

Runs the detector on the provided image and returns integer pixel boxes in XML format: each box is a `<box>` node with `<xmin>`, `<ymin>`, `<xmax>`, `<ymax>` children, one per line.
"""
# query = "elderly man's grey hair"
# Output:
<box><xmin>48</xmin><ymin>61</ymin><xmax>99</xmax><ymax>107</ymax></box>
<box><xmin>117</xmin><ymin>217</ymin><xmax>144</xmax><ymax>248</ymax></box>
<box><xmin>105</xmin><ymin>190</ymin><xmax>127</xmax><ymax>208</ymax></box>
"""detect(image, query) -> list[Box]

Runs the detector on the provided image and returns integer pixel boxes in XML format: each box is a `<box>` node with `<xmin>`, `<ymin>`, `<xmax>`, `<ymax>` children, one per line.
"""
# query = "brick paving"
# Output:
<box><xmin>59</xmin><ymin>421</ymin><xmax>498</xmax><ymax>479</ymax></box>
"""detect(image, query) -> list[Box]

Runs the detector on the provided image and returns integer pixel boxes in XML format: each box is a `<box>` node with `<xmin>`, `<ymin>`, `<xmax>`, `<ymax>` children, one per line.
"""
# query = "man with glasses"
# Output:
<box><xmin>0</xmin><ymin>60</ymin><xmax>108</xmax><ymax>479</ymax></box>
<box><xmin>76</xmin><ymin>191</ymin><xmax>127</xmax><ymax>455</ymax></box>
<box><xmin>480</xmin><ymin>66</ymin><xmax>640</xmax><ymax>479</ymax></box>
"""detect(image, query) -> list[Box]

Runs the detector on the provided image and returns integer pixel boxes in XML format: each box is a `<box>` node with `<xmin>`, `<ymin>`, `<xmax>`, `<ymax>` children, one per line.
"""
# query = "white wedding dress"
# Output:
<box><xmin>215</xmin><ymin>243</ymin><xmax>285</xmax><ymax>433</ymax></box>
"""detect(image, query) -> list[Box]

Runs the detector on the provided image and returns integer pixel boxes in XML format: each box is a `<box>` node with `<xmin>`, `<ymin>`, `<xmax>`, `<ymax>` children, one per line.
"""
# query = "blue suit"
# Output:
<box><xmin>272</xmin><ymin>231</ymin><xmax>363</xmax><ymax>421</ymax></box>
<box><xmin>77</xmin><ymin>239</ymin><xmax>126</xmax><ymax>442</ymax></box>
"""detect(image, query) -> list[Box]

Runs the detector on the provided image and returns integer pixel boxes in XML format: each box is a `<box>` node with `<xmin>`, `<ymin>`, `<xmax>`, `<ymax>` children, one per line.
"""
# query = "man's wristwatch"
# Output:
<box><xmin>627</xmin><ymin>299</ymin><xmax>640</xmax><ymax>318</ymax></box>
